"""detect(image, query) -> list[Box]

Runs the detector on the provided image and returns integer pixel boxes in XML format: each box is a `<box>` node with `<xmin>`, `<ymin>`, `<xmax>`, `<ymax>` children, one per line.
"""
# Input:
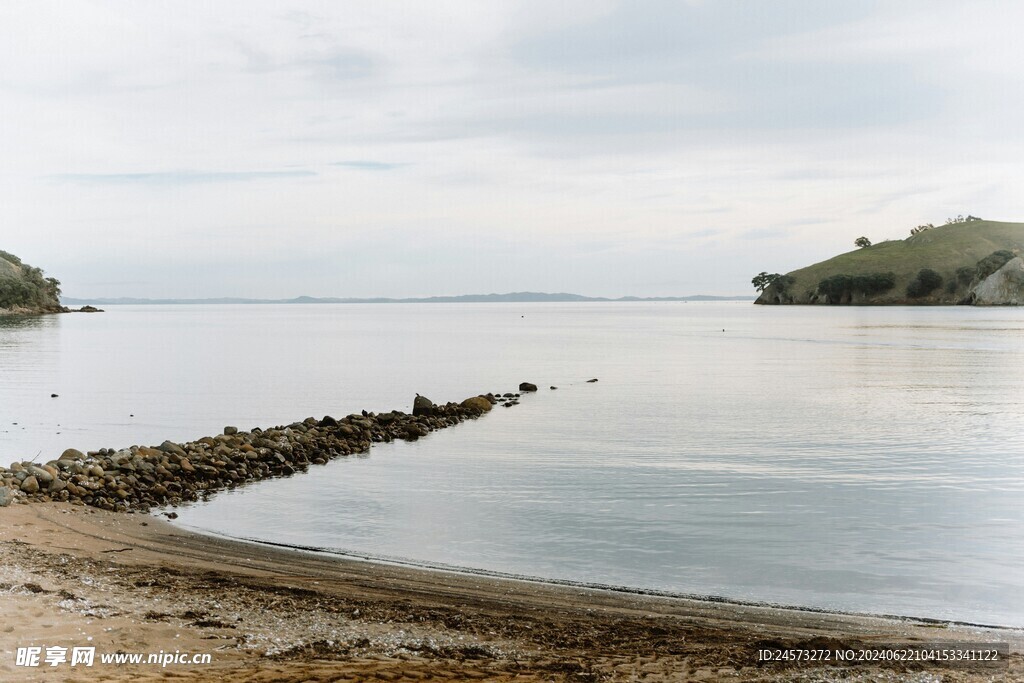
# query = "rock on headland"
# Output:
<box><xmin>968</xmin><ymin>256</ymin><xmax>1024</xmax><ymax>305</ymax></box>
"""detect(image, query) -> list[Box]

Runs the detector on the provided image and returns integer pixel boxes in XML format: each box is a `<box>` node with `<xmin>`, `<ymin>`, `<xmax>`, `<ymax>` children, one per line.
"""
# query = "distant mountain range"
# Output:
<box><xmin>62</xmin><ymin>292</ymin><xmax>754</xmax><ymax>305</ymax></box>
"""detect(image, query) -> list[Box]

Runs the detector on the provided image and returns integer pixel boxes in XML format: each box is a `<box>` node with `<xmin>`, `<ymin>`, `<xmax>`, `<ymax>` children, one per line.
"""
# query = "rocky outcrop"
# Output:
<box><xmin>0</xmin><ymin>390</ymin><xmax>519</xmax><ymax>512</ymax></box>
<box><xmin>969</xmin><ymin>257</ymin><xmax>1024</xmax><ymax>305</ymax></box>
<box><xmin>0</xmin><ymin>250</ymin><xmax>65</xmax><ymax>314</ymax></box>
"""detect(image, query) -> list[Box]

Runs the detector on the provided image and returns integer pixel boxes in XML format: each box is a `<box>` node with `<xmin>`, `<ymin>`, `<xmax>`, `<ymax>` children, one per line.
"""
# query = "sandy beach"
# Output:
<box><xmin>0</xmin><ymin>502</ymin><xmax>1019</xmax><ymax>682</ymax></box>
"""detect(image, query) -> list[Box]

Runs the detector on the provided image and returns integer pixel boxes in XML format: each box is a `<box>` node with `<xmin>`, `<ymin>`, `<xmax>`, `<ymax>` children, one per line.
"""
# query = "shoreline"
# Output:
<box><xmin>2</xmin><ymin>503</ymin><xmax>1021</xmax><ymax>682</ymax></box>
<box><xmin>195</xmin><ymin>528</ymin><xmax>1022</xmax><ymax>633</ymax></box>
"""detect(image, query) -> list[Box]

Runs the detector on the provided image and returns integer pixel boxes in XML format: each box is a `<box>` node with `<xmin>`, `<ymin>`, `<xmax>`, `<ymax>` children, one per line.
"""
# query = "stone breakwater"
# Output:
<box><xmin>0</xmin><ymin>390</ymin><xmax>524</xmax><ymax>513</ymax></box>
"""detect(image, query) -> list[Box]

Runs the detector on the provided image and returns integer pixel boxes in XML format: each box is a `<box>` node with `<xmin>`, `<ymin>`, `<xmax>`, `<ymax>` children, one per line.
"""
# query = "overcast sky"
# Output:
<box><xmin>2</xmin><ymin>1</ymin><xmax>1022</xmax><ymax>298</ymax></box>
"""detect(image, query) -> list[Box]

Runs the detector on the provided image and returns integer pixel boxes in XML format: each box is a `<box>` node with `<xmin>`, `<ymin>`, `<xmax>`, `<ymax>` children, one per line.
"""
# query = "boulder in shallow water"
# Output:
<box><xmin>413</xmin><ymin>395</ymin><xmax>435</xmax><ymax>416</ymax></box>
<box><xmin>460</xmin><ymin>396</ymin><xmax>492</xmax><ymax>413</ymax></box>
<box><xmin>518</xmin><ymin>382</ymin><xmax>538</xmax><ymax>392</ymax></box>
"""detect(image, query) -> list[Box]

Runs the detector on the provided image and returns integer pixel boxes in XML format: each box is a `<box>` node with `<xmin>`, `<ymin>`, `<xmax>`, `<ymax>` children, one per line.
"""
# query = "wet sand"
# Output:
<box><xmin>1</xmin><ymin>502</ymin><xmax>1021</xmax><ymax>682</ymax></box>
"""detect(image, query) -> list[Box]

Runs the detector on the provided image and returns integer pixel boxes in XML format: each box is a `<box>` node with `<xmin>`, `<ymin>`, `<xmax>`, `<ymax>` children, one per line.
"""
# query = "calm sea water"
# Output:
<box><xmin>2</xmin><ymin>303</ymin><xmax>1023</xmax><ymax>626</ymax></box>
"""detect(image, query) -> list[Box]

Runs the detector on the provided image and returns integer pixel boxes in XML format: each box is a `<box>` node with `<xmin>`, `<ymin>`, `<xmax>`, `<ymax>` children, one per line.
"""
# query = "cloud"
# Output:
<box><xmin>48</xmin><ymin>171</ymin><xmax>317</xmax><ymax>185</ymax></box>
<box><xmin>332</xmin><ymin>161</ymin><xmax>408</xmax><ymax>171</ymax></box>
<box><xmin>3</xmin><ymin>2</ymin><xmax>1024</xmax><ymax>298</ymax></box>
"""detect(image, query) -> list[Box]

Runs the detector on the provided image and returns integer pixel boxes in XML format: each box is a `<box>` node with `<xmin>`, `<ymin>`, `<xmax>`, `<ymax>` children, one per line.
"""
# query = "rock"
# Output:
<box><xmin>460</xmin><ymin>396</ymin><xmax>492</xmax><ymax>413</ymax></box>
<box><xmin>60</xmin><ymin>448</ymin><xmax>85</xmax><ymax>461</ymax></box>
<box><xmin>550</xmin><ymin>386</ymin><xmax>558</xmax><ymax>390</ymax></box>
<box><xmin>413</xmin><ymin>395</ymin><xmax>435</xmax><ymax>417</ymax></box>
<box><xmin>79</xmin><ymin>305</ymin><xmax>103</xmax><ymax>313</ymax></box>
<box><xmin>518</xmin><ymin>382</ymin><xmax>538</xmax><ymax>392</ymax></box>
<box><xmin>158</xmin><ymin>441</ymin><xmax>186</xmax><ymax>457</ymax></box>
<box><xmin>12</xmin><ymin>387</ymin><xmax>506</xmax><ymax>513</ymax></box>
<box><xmin>971</xmin><ymin>256</ymin><xmax>1024</xmax><ymax>305</ymax></box>
<box><xmin>51</xmin><ymin>393</ymin><xmax>59</xmax><ymax>398</ymax></box>
<box><xmin>27</xmin><ymin>466</ymin><xmax>53</xmax><ymax>484</ymax></box>
<box><xmin>0</xmin><ymin>487</ymin><xmax>13</xmax><ymax>507</ymax></box>
<box><xmin>586</xmin><ymin>378</ymin><xmax>599</xmax><ymax>383</ymax></box>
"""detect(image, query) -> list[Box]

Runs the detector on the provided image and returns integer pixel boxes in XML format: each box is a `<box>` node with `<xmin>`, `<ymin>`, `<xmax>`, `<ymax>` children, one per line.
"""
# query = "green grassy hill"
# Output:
<box><xmin>756</xmin><ymin>220</ymin><xmax>1024</xmax><ymax>305</ymax></box>
<box><xmin>0</xmin><ymin>250</ymin><xmax>64</xmax><ymax>313</ymax></box>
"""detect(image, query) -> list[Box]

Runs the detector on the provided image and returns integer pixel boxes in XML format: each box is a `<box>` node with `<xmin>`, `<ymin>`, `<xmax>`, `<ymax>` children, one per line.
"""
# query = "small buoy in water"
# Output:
<box><xmin>50</xmin><ymin>393</ymin><xmax>58</xmax><ymax>398</ymax></box>
<box><xmin>130</xmin><ymin>414</ymin><xmax>134</xmax><ymax>417</ymax></box>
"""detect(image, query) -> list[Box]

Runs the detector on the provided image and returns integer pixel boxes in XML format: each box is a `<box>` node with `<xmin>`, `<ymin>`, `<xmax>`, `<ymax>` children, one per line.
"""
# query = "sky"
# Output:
<box><xmin>2</xmin><ymin>1</ymin><xmax>1023</xmax><ymax>298</ymax></box>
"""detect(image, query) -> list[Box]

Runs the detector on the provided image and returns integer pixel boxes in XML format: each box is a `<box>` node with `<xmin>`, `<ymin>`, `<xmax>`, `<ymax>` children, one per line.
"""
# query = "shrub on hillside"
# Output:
<box><xmin>817</xmin><ymin>272</ymin><xmax>896</xmax><ymax>303</ymax></box>
<box><xmin>974</xmin><ymin>250</ymin><xmax>1015</xmax><ymax>280</ymax></box>
<box><xmin>850</xmin><ymin>272</ymin><xmax>896</xmax><ymax>295</ymax></box>
<box><xmin>906</xmin><ymin>268</ymin><xmax>943</xmax><ymax>298</ymax></box>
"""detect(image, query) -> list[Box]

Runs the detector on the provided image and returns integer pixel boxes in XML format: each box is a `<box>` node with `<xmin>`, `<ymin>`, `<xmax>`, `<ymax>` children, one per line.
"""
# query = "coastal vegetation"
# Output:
<box><xmin>0</xmin><ymin>249</ymin><xmax>64</xmax><ymax>313</ymax></box>
<box><xmin>755</xmin><ymin>219</ymin><xmax>1024</xmax><ymax>305</ymax></box>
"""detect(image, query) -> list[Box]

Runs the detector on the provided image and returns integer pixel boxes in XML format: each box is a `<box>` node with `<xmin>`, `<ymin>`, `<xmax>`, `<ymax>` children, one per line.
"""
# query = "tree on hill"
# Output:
<box><xmin>751</xmin><ymin>272</ymin><xmax>780</xmax><ymax>293</ymax></box>
<box><xmin>854</xmin><ymin>236</ymin><xmax>871</xmax><ymax>248</ymax></box>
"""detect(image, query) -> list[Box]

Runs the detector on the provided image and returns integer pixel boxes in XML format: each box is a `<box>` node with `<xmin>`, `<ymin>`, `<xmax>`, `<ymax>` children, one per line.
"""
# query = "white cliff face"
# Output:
<box><xmin>971</xmin><ymin>256</ymin><xmax>1024</xmax><ymax>305</ymax></box>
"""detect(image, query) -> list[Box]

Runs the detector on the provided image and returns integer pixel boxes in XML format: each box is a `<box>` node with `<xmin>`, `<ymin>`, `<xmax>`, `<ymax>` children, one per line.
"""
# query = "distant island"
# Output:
<box><xmin>754</xmin><ymin>218</ymin><xmax>1024</xmax><ymax>305</ymax></box>
<box><xmin>62</xmin><ymin>292</ymin><xmax>754</xmax><ymax>305</ymax></box>
<box><xmin>0</xmin><ymin>250</ymin><xmax>65</xmax><ymax>314</ymax></box>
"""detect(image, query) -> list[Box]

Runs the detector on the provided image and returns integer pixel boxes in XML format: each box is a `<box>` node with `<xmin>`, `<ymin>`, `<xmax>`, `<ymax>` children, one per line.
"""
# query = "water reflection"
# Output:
<box><xmin>4</xmin><ymin>304</ymin><xmax>1024</xmax><ymax>626</ymax></box>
